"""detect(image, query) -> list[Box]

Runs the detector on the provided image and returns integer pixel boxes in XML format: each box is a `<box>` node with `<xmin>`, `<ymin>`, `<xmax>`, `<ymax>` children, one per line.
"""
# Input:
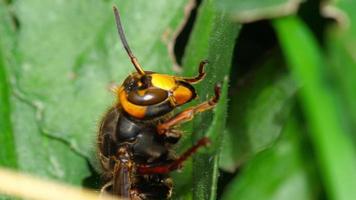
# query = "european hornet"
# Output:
<box><xmin>97</xmin><ymin>6</ymin><xmax>221</xmax><ymax>199</ymax></box>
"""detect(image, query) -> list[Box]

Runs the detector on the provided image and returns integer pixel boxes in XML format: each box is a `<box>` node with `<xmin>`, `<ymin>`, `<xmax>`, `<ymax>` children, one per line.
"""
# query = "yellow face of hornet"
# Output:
<box><xmin>110</xmin><ymin>6</ymin><xmax>206</xmax><ymax>120</ymax></box>
<box><xmin>118</xmin><ymin>72</ymin><xmax>197</xmax><ymax>119</ymax></box>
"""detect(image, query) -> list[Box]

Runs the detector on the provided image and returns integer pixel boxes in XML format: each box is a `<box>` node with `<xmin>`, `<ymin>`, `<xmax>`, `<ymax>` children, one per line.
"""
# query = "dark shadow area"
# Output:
<box><xmin>216</xmin><ymin>170</ymin><xmax>238</xmax><ymax>199</ymax></box>
<box><xmin>298</xmin><ymin>0</ymin><xmax>331</xmax><ymax>45</ymax></box>
<box><xmin>217</xmin><ymin>20</ymin><xmax>278</xmax><ymax>200</ymax></box>
<box><xmin>82</xmin><ymin>160</ymin><xmax>102</xmax><ymax>190</ymax></box>
<box><xmin>228</xmin><ymin>20</ymin><xmax>277</xmax><ymax>91</ymax></box>
<box><xmin>4</xmin><ymin>0</ymin><xmax>20</xmax><ymax>30</ymax></box>
<box><xmin>174</xmin><ymin>0</ymin><xmax>202</xmax><ymax>65</ymax></box>
<box><xmin>217</xmin><ymin>1</ymin><xmax>331</xmax><ymax>197</ymax></box>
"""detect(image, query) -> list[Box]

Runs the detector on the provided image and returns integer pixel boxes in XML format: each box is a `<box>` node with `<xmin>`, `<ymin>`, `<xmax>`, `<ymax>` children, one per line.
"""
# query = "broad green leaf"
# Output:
<box><xmin>221</xmin><ymin>116</ymin><xmax>319</xmax><ymax>200</ymax></box>
<box><xmin>178</xmin><ymin>0</ymin><xmax>241</xmax><ymax>199</ymax></box>
<box><xmin>0</xmin><ymin>0</ymin><xmax>91</xmax><ymax>189</ymax></box>
<box><xmin>11</xmin><ymin>97</ymin><xmax>91</xmax><ymax>185</ymax></box>
<box><xmin>219</xmin><ymin>55</ymin><xmax>298</xmax><ymax>172</ymax></box>
<box><xmin>274</xmin><ymin>16</ymin><xmax>356</xmax><ymax>200</ymax></box>
<box><xmin>0</xmin><ymin>0</ymin><xmax>196</xmax><ymax>194</ymax></box>
<box><xmin>10</xmin><ymin>0</ymin><xmax>189</xmax><ymax>163</ymax></box>
<box><xmin>216</xmin><ymin>0</ymin><xmax>302</xmax><ymax>23</ymax></box>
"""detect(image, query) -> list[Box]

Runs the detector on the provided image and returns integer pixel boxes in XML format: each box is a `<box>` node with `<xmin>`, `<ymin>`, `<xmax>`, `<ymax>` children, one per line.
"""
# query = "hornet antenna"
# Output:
<box><xmin>113</xmin><ymin>6</ymin><xmax>145</xmax><ymax>75</ymax></box>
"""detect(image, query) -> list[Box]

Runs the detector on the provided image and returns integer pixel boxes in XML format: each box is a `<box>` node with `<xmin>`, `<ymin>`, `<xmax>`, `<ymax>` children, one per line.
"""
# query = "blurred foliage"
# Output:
<box><xmin>219</xmin><ymin>55</ymin><xmax>298</xmax><ymax>172</ymax></box>
<box><xmin>274</xmin><ymin>15</ymin><xmax>356</xmax><ymax>200</ymax></box>
<box><xmin>1</xmin><ymin>0</ymin><xmax>356</xmax><ymax>200</ymax></box>
<box><xmin>221</xmin><ymin>116</ymin><xmax>320</xmax><ymax>200</ymax></box>
<box><xmin>216</xmin><ymin>0</ymin><xmax>302</xmax><ymax>22</ymax></box>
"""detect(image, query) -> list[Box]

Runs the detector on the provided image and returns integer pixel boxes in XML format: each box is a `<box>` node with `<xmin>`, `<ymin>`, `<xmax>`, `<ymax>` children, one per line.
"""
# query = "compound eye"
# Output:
<box><xmin>128</xmin><ymin>88</ymin><xmax>168</xmax><ymax>106</ymax></box>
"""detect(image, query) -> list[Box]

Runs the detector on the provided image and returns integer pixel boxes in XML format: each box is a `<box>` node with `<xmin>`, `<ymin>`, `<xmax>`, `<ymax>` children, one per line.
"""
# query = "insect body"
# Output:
<box><xmin>97</xmin><ymin>6</ymin><xmax>220</xmax><ymax>200</ymax></box>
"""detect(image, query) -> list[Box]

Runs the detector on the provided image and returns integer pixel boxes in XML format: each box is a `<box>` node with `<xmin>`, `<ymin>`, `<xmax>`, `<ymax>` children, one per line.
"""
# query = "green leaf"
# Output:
<box><xmin>322</xmin><ymin>0</ymin><xmax>356</xmax><ymax>144</ymax></box>
<box><xmin>178</xmin><ymin>0</ymin><xmax>241</xmax><ymax>199</ymax></box>
<box><xmin>221</xmin><ymin>116</ymin><xmax>319</xmax><ymax>200</ymax></box>
<box><xmin>0</xmin><ymin>0</ymin><xmax>192</xmax><ymax>190</ymax></box>
<box><xmin>0</xmin><ymin>1</ymin><xmax>17</xmax><ymax>169</ymax></box>
<box><xmin>9</xmin><ymin>0</ymin><xmax>189</xmax><ymax>162</ymax></box>
<box><xmin>0</xmin><ymin>1</ymin><xmax>92</xmax><ymax>187</ymax></box>
<box><xmin>274</xmin><ymin>15</ymin><xmax>356</xmax><ymax>200</ymax></box>
<box><xmin>219</xmin><ymin>55</ymin><xmax>298</xmax><ymax>172</ymax></box>
<box><xmin>325</xmin><ymin>30</ymin><xmax>356</xmax><ymax>144</ymax></box>
<box><xmin>0</xmin><ymin>26</ymin><xmax>17</xmax><ymax>169</ymax></box>
<box><xmin>11</xmin><ymin>98</ymin><xmax>91</xmax><ymax>185</ymax></box>
<box><xmin>216</xmin><ymin>0</ymin><xmax>302</xmax><ymax>23</ymax></box>
<box><xmin>322</xmin><ymin>0</ymin><xmax>356</xmax><ymax>39</ymax></box>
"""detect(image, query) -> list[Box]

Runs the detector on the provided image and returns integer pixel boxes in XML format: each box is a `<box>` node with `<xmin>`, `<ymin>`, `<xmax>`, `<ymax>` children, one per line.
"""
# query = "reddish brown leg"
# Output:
<box><xmin>137</xmin><ymin>137</ymin><xmax>211</xmax><ymax>175</ymax></box>
<box><xmin>181</xmin><ymin>60</ymin><xmax>208</xmax><ymax>84</ymax></box>
<box><xmin>157</xmin><ymin>84</ymin><xmax>221</xmax><ymax>135</ymax></box>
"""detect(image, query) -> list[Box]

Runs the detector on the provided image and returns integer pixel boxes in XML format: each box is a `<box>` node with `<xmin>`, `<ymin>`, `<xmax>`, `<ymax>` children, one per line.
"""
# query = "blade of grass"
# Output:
<box><xmin>0</xmin><ymin>1</ymin><xmax>18</xmax><ymax>169</ymax></box>
<box><xmin>0</xmin><ymin>40</ymin><xmax>17</xmax><ymax>169</ymax></box>
<box><xmin>180</xmin><ymin>0</ymin><xmax>241</xmax><ymax>199</ymax></box>
<box><xmin>273</xmin><ymin>16</ymin><xmax>356</xmax><ymax>200</ymax></box>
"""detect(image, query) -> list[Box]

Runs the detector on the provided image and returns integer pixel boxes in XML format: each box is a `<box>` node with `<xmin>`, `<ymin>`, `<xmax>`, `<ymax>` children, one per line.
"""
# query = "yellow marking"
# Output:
<box><xmin>151</xmin><ymin>74</ymin><xmax>176</xmax><ymax>91</ymax></box>
<box><xmin>173</xmin><ymin>85</ymin><xmax>193</xmax><ymax>105</ymax></box>
<box><xmin>137</xmin><ymin>89</ymin><xmax>146</xmax><ymax>96</ymax></box>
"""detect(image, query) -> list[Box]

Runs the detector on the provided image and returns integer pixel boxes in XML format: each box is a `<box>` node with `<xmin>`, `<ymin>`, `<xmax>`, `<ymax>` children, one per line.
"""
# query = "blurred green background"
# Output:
<box><xmin>1</xmin><ymin>0</ymin><xmax>356</xmax><ymax>199</ymax></box>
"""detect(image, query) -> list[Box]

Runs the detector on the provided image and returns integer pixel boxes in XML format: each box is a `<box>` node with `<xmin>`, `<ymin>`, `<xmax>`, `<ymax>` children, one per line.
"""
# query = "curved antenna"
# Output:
<box><xmin>113</xmin><ymin>6</ymin><xmax>145</xmax><ymax>75</ymax></box>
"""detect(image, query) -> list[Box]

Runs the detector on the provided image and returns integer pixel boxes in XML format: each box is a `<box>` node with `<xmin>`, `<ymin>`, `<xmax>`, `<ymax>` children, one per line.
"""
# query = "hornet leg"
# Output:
<box><xmin>181</xmin><ymin>60</ymin><xmax>208</xmax><ymax>83</ymax></box>
<box><xmin>157</xmin><ymin>84</ymin><xmax>221</xmax><ymax>135</ymax></box>
<box><xmin>137</xmin><ymin>137</ymin><xmax>210</xmax><ymax>174</ymax></box>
